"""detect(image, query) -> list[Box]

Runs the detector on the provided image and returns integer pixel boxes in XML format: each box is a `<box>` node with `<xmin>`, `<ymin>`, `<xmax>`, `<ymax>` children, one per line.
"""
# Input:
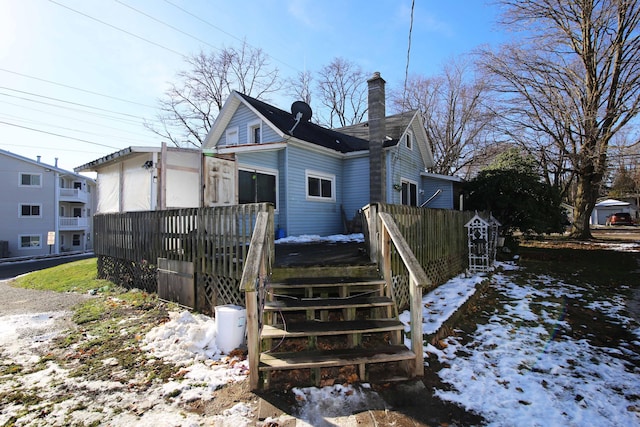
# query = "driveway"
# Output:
<box><xmin>0</xmin><ymin>279</ymin><xmax>89</xmax><ymax>316</ymax></box>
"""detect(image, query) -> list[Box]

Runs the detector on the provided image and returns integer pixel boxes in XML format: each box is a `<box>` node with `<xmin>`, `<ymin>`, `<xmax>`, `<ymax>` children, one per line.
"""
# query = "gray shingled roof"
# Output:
<box><xmin>335</xmin><ymin>110</ymin><xmax>418</xmax><ymax>147</ymax></box>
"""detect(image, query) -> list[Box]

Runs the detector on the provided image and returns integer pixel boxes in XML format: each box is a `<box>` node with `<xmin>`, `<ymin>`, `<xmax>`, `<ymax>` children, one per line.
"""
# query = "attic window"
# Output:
<box><xmin>247</xmin><ymin>120</ymin><xmax>262</xmax><ymax>144</ymax></box>
<box><xmin>404</xmin><ymin>130</ymin><xmax>414</xmax><ymax>150</ymax></box>
<box><xmin>226</xmin><ymin>127</ymin><xmax>239</xmax><ymax>145</ymax></box>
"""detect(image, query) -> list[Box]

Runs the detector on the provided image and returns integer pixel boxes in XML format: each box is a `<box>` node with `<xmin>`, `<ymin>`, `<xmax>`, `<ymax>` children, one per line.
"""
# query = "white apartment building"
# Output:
<box><xmin>0</xmin><ymin>149</ymin><xmax>96</xmax><ymax>258</ymax></box>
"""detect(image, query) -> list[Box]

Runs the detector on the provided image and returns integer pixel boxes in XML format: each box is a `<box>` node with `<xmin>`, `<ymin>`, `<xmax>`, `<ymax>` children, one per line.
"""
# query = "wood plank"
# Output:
<box><xmin>264</xmin><ymin>295</ymin><xmax>393</xmax><ymax>311</ymax></box>
<box><xmin>269</xmin><ymin>278</ymin><xmax>385</xmax><ymax>290</ymax></box>
<box><xmin>261</xmin><ymin>319</ymin><xmax>404</xmax><ymax>339</ymax></box>
<box><xmin>259</xmin><ymin>346</ymin><xmax>415</xmax><ymax>371</ymax></box>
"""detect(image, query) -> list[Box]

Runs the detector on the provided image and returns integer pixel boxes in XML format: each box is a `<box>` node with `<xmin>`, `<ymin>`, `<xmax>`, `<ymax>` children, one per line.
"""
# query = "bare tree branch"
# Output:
<box><xmin>145</xmin><ymin>40</ymin><xmax>281</xmax><ymax>147</ymax></box>
<box><xmin>480</xmin><ymin>0</ymin><xmax>640</xmax><ymax>239</ymax></box>
<box><xmin>315</xmin><ymin>58</ymin><xmax>368</xmax><ymax>127</ymax></box>
<box><xmin>390</xmin><ymin>58</ymin><xmax>496</xmax><ymax>178</ymax></box>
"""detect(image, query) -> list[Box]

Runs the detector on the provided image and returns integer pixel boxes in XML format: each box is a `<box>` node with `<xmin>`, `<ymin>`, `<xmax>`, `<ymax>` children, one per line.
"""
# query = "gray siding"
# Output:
<box><xmin>421</xmin><ymin>177</ymin><xmax>454</xmax><ymax>209</ymax></box>
<box><xmin>386</xmin><ymin>130</ymin><xmax>426</xmax><ymax>205</ymax></box>
<box><xmin>220</xmin><ymin>103</ymin><xmax>281</xmax><ymax>146</ymax></box>
<box><xmin>285</xmin><ymin>145</ymin><xmax>344</xmax><ymax>236</ymax></box>
<box><xmin>342</xmin><ymin>155</ymin><xmax>369</xmax><ymax>220</ymax></box>
<box><xmin>0</xmin><ymin>157</ymin><xmax>55</xmax><ymax>257</ymax></box>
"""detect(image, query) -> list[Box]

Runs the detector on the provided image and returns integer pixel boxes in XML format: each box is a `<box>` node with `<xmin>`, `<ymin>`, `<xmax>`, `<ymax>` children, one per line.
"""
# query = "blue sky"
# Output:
<box><xmin>0</xmin><ymin>0</ymin><xmax>506</xmax><ymax>173</ymax></box>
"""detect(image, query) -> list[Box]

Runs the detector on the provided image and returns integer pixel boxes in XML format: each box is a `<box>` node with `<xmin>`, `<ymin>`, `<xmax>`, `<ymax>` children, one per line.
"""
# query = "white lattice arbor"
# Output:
<box><xmin>465</xmin><ymin>213</ymin><xmax>491</xmax><ymax>273</ymax></box>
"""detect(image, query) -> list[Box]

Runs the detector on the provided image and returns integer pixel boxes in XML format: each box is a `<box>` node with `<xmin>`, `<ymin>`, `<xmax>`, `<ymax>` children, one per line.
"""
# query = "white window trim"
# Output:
<box><xmin>19</xmin><ymin>203</ymin><xmax>42</xmax><ymax>218</ymax></box>
<box><xmin>305</xmin><ymin>170</ymin><xmax>336</xmax><ymax>202</ymax></box>
<box><xmin>401</xmin><ymin>178</ymin><xmax>418</xmax><ymax>206</ymax></box>
<box><xmin>247</xmin><ymin>119</ymin><xmax>262</xmax><ymax>144</ymax></box>
<box><xmin>19</xmin><ymin>234</ymin><xmax>42</xmax><ymax>249</ymax></box>
<box><xmin>238</xmin><ymin>165</ymin><xmax>279</xmax><ymax>212</ymax></box>
<box><xmin>225</xmin><ymin>126</ymin><xmax>239</xmax><ymax>146</ymax></box>
<box><xmin>19</xmin><ymin>172</ymin><xmax>42</xmax><ymax>188</ymax></box>
<box><xmin>404</xmin><ymin>130</ymin><xmax>414</xmax><ymax>150</ymax></box>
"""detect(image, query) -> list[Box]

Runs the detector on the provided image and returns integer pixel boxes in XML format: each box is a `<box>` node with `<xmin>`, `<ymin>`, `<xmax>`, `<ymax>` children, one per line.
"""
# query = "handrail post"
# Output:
<box><xmin>378</xmin><ymin>212</ymin><xmax>428</xmax><ymax>377</ymax></box>
<box><xmin>409</xmin><ymin>276</ymin><xmax>424</xmax><ymax>376</ymax></box>
<box><xmin>238</xmin><ymin>209</ymin><xmax>272</xmax><ymax>390</ymax></box>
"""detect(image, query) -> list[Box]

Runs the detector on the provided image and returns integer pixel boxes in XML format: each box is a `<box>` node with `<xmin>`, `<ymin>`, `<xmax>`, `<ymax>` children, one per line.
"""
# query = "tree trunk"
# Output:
<box><xmin>571</xmin><ymin>173</ymin><xmax>598</xmax><ymax>240</ymax></box>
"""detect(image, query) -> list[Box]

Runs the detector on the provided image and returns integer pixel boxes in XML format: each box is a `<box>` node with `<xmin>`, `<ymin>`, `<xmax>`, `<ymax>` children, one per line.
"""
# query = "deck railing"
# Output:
<box><xmin>363</xmin><ymin>203</ymin><xmax>474</xmax><ymax>310</ymax></box>
<box><xmin>238</xmin><ymin>208</ymin><xmax>274</xmax><ymax>389</ymax></box>
<box><xmin>93</xmin><ymin>203</ymin><xmax>271</xmax><ymax>313</ymax></box>
<box><xmin>378</xmin><ymin>212</ymin><xmax>428</xmax><ymax>376</ymax></box>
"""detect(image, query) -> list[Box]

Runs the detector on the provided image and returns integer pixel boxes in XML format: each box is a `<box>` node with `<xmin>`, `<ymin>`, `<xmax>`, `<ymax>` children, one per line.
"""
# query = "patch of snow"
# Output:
<box><xmin>2</xmin><ymin>238</ymin><xmax>639</xmax><ymax>425</ymax></box>
<box><xmin>433</xmin><ymin>270</ymin><xmax>640</xmax><ymax>426</ymax></box>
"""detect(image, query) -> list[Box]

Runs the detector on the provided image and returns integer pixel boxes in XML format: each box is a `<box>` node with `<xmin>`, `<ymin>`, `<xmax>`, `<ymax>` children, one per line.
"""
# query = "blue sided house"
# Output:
<box><xmin>203</xmin><ymin>72</ymin><xmax>458</xmax><ymax>237</ymax></box>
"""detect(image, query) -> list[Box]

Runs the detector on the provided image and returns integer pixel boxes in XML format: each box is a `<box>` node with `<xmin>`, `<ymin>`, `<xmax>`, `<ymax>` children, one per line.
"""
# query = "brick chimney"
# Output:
<box><xmin>368</xmin><ymin>72</ymin><xmax>386</xmax><ymax>204</ymax></box>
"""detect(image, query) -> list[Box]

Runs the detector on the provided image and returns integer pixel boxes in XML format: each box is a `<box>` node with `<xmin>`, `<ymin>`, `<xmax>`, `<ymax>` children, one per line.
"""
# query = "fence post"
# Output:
<box><xmin>364</xmin><ymin>203</ymin><xmax>379</xmax><ymax>264</ymax></box>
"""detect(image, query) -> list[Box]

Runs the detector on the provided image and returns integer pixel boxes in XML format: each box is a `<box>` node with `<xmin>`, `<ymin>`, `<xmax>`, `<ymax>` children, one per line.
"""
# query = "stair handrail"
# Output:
<box><xmin>239</xmin><ymin>209</ymin><xmax>274</xmax><ymax>390</ymax></box>
<box><xmin>378</xmin><ymin>211</ymin><xmax>430</xmax><ymax>377</ymax></box>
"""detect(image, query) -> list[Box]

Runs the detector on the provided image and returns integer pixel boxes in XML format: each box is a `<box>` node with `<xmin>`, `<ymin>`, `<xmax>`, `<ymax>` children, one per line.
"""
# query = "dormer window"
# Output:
<box><xmin>248</xmin><ymin>120</ymin><xmax>262</xmax><ymax>144</ymax></box>
<box><xmin>404</xmin><ymin>130</ymin><xmax>413</xmax><ymax>150</ymax></box>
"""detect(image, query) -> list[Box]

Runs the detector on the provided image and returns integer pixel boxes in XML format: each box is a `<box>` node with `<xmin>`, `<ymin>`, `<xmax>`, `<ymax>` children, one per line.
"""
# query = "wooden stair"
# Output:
<box><xmin>257</xmin><ymin>263</ymin><xmax>416</xmax><ymax>389</ymax></box>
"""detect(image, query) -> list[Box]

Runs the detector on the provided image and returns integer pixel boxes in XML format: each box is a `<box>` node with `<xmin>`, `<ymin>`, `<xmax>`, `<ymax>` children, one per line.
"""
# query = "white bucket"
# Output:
<box><xmin>214</xmin><ymin>304</ymin><xmax>247</xmax><ymax>354</ymax></box>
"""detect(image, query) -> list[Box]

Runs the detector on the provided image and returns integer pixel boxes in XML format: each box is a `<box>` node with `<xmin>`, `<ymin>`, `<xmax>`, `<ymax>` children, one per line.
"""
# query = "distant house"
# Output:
<box><xmin>202</xmin><ymin>72</ymin><xmax>455</xmax><ymax>237</ymax></box>
<box><xmin>0</xmin><ymin>149</ymin><xmax>96</xmax><ymax>258</ymax></box>
<box><xmin>591</xmin><ymin>198</ymin><xmax>632</xmax><ymax>225</ymax></box>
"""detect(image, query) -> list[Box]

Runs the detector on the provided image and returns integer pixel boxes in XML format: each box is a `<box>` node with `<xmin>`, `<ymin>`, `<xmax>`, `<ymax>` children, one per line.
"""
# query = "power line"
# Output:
<box><xmin>0</xmin><ymin>68</ymin><xmax>156</xmax><ymax>109</ymax></box>
<box><xmin>0</xmin><ymin>87</ymin><xmax>152</xmax><ymax>123</ymax></box>
<box><xmin>402</xmin><ymin>0</ymin><xmax>415</xmax><ymax>109</ymax></box>
<box><xmin>0</xmin><ymin>99</ymin><xmax>158</xmax><ymax>139</ymax></box>
<box><xmin>0</xmin><ymin>112</ymin><xmax>156</xmax><ymax>145</ymax></box>
<box><xmin>0</xmin><ymin>120</ymin><xmax>123</xmax><ymax>150</ymax></box>
<box><xmin>0</xmin><ymin>143</ymin><xmax>113</xmax><ymax>155</ymax></box>
<box><xmin>162</xmin><ymin>0</ymin><xmax>299</xmax><ymax>72</ymax></box>
<box><xmin>48</xmin><ymin>0</ymin><xmax>185</xmax><ymax>57</ymax></box>
<box><xmin>114</xmin><ymin>0</ymin><xmax>220</xmax><ymax>52</ymax></box>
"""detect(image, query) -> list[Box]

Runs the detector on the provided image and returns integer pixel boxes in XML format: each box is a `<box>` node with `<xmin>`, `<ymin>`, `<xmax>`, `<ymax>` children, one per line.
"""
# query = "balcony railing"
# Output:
<box><xmin>59</xmin><ymin>188</ymin><xmax>89</xmax><ymax>203</ymax></box>
<box><xmin>60</xmin><ymin>217</ymin><xmax>90</xmax><ymax>229</ymax></box>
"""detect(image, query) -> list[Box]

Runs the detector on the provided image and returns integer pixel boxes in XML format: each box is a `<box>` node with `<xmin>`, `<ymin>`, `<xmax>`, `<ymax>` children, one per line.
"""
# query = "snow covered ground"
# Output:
<box><xmin>1</xmin><ymin>236</ymin><xmax>639</xmax><ymax>426</ymax></box>
<box><xmin>428</xmin><ymin>263</ymin><xmax>640</xmax><ymax>426</ymax></box>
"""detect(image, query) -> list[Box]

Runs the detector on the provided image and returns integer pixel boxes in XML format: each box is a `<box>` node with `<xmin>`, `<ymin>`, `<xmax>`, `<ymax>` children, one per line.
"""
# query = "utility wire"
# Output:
<box><xmin>162</xmin><ymin>0</ymin><xmax>299</xmax><ymax>71</ymax></box>
<box><xmin>114</xmin><ymin>0</ymin><xmax>219</xmax><ymax>52</ymax></box>
<box><xmin>0</xmin><ymin>143</ymin><xmax>115</xmax><ymax>155</ymax></box>
<box><xmin>48</xmin><ymin>0</ymin><xmax>185</xmax><ymax>57</ymax></box>
<box><xmin>0</xmin><ymin>87</ymin><xmax>152</xmax><ymax>122</ymax></box>
<box><xmin>0</xmin><ymin>120</ymin><xmax>122</xmax><ymax>150</ymax></box>
<box><xmin>0</xmin><ymin>68</ymin><xmax>156</xmax><ymax>109</ymax></box>
<box><xmin>0</xmin><ymin>92</ymin><xmax>156</xmax><ymax>129</ymax></box>
<box><xmin>402</xmin><ymin>0</ymin><xmax>415</xmax><ymax>110</ymax></box>
<box><xmin>0</xmin><ymin>112</ymin><xmax>156</xmax><ymax>145</ymax></box>
<box><xmin>0</xmin><ymin>99</ymin><xmax>158</xmax><ymax>139</ymax></box>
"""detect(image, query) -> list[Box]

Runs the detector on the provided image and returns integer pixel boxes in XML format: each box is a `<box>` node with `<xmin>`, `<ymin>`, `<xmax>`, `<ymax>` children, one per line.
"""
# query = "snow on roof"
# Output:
<box><xmin>595</xmin><ymin>198</ymin><xmax>630</xmax><ymax>207</ymax></box>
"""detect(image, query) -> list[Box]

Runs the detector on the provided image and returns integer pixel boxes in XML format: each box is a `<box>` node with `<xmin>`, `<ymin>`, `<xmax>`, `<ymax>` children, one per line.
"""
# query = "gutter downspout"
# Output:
<box><xmin>54</xmin><ymin>171</ymin><xmax>60</xmax><ymax>254</ymax></box>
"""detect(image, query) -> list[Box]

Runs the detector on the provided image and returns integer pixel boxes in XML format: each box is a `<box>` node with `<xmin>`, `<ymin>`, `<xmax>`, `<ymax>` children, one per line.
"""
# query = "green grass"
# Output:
<box><xmin>517</xmin><ymin>244</ymin><xmax>637</xmax><ymax>287</ymax></box>
<box><xmin>11</xmin><ymin>258</ymin><xmax>112</xmax><ymax>293</ymax></box>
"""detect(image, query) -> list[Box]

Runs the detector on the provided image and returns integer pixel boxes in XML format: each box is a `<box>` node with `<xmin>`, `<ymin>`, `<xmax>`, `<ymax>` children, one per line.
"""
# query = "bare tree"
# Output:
<box><xmin>316</xmin><ymin>58</ymin><xmax>368</xmax><ymax>127</ymax></box>
<box><xmin>480</xmin><ymin>0</ymin><xmax>640</xmax><ymax>239</ymax></box>
<box><xmin>391</xmin><ymin>59</ymin><xmax>495</xmax><ymax>178</ymax></box>
<box><xmin>146</xmin><ymin>41</ymin><xmax>281</xmax><ymax>147</ymax></box>
<box><xmin>286</xmin><ymin>70</ymin><xmax>313</xmax><ymax>105</ymax></box>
